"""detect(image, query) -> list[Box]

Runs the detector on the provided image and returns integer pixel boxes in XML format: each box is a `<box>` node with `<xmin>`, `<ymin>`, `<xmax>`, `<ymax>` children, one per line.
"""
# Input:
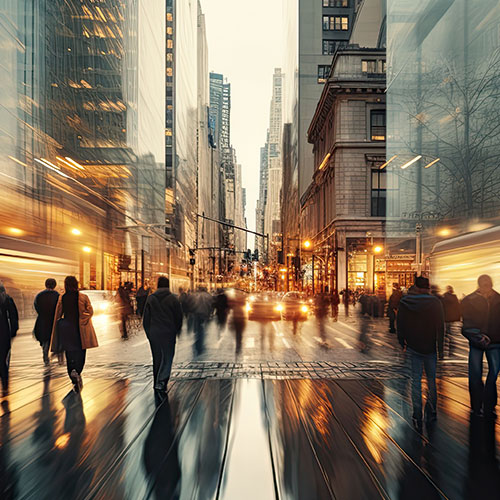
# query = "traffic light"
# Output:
<box><xmin>189</xmin><ymin>258</ymin><xmax>195</xmax><ymax>266</ymax></box>
<box><xmin>245</xmin><ymin>249</ymin><xmax>252</xmax><ymax>261</ymax></box>
<box><xmin>252</xmin><ymin>249</ymin><xmax>259</xmax><ymax>261</ymax></box>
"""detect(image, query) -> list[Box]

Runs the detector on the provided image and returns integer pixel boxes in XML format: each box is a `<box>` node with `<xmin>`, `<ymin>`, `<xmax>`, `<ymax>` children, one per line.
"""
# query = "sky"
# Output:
<box><xmin>201</xmin><ymin>0</ymin><xmax>284</xmax><ymax>247</ymax></box>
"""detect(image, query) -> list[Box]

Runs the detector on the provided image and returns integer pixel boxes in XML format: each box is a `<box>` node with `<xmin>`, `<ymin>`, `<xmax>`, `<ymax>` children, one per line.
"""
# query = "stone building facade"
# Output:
<box><xmin>303</xmin><ymin>46</ymin><xmax>387</xmax><ymax>294</ymax></box>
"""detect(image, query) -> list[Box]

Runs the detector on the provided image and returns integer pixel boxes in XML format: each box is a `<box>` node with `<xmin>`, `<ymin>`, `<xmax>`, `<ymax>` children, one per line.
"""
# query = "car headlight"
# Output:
<box><xmin>275</xmin><ymin>304</ymin><xmax>283</xmax><ymax>312</ymax></box>
<box><xmin>301</xmin><ymin>305</ymin><xmax>308</xmax><ymax>313</ymax></box>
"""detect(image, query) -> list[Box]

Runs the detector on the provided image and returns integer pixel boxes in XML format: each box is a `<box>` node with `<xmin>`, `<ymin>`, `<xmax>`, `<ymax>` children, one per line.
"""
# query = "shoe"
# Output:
<box><xmin>70</xmin><ymin>369</ymin><xmax>83</xmax><ymax>392</ymax></box>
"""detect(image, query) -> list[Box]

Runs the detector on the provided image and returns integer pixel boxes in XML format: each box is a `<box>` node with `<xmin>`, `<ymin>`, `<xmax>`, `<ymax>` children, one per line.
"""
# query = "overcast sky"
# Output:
<box><xmin>201</xmin><ymin>0</ymin><xmax>284</xmax><ymax>247</ymax></box>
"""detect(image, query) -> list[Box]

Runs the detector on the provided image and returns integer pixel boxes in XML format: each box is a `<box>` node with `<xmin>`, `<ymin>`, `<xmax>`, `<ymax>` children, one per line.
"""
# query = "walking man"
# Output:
<box><xmin>443</xmin><ymin>285</ymin><xmax>461</xmax><ymax>357</ymax></box>
<box><xmin>34</xmin><ymin>278</ymin><xmax>60</xmax><ymax>366</ymax></box>
<box><xmin>461</xmin><ymin>275</ymin><xmax>500</xmax><ymax>418</ymax></box>
<box><xmin>192</xmin><ymin>287</ymin><xmax>213</xmax><ymax>356</ymax></box>
<box><xmin>397</xmin><ymin>276</ymin><xmax>444</xmax><ymax>430</ymax></box>
<box><xmin>143</xmin><ymin>277</ymin><xmax>183</xmax><ymax>396</ymax></box>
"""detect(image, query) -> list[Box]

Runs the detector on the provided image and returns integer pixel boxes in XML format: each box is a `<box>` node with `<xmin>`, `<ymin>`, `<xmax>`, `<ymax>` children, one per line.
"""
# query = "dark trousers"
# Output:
<box><xmin>65</xmin><ymin>349</ymin><xmax>86</xmax><ymax>378</ymax></box>
<box><xmin>388</xmin><ymin>308</ymin><xmax>396</xmax><ymax>332</ymax></box>
<box><xmin>42</xmin><ymin>340</ymin><xmax>50</xmax><ymax>364</ymax></box>
<box><xmin>445</xmin><ymin>322</ymin><xmax>457</xmax><ymax>356</ymax></box>
<box><xmin>408</xmin><ymin>348</ymin><xmax>437</xmax><ymax>421</ymax></box>
<box><xmin>120</xmin><ymin>314</ymin><xmax>128</xmax><ymax>338</ymax></box>
<box><xmin>469</xmin><ymin>345</ymin><xmax>500</xmax><ymax>414</ymax></box>
<box><xmin>149</xmin><ymin>338</ymin><xmax>176</xmax><ymax>391</ymax></box>
<box><xmin>194</xmin><ymin>314</ymin><xmax>207</xmax><ymax>355</ymax></box>
<box><xmin>0</xmin><ymin>341</ymin><xmax>11</xmax><ymax>390</ymax></box>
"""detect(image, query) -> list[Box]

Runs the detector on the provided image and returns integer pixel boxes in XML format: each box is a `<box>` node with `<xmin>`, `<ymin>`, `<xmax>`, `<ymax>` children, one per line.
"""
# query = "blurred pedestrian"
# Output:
<box><xmin>229</xmin><ymin>290</ymin><xmax>247</xmax><ymax>355</ymax></box>
<box><xmin>387</xmin><ymin>283</ymin><xmax>402</xmax><ymax>333</ymax></box>
<box><xmin>193</xmin><ymin>287</ymin><xmax>213</xmax><ymax>356</ymax></box>
<box><xmin>51</xmin><ymin>276</ymin><xmax>98</xmax><ymax>393</ymax></box>
<box><xmin>117</xmin><ymin>282</ymin><xmax>133</xmax><ymax>339</ymax></box>
<box><xmin>358</xmin><ymin>292</ymin><xmax>373</xmax><ymax>353</ymax></box>
<box><xmin>330</xmin><ymin>290</ymin><xmax>340</xmax><ymax>321</ymax></box>
<box><xmin>34</xmin><ymin>278</ymin><xmax>59</xmax><ymax>367</ymax></box>
<box><xmin>461</xmin><ymin>275</ymin><xmax>500</xmax><ymax>418</ymax></box>
<box><xmin>315</xmin><ymin>293</ymin><xmax>329</xmax><ymax>347</ymax></box>
<box><xmin>443</xmin><ymin>285</ymin><xmax>461</xmax><ymax>357</ymax></box>
<box><xmin>342</xmin><ymin>289</ymin><xmax>350</xmax><ymax>317</ymax></box>
<box><xmin>136</xmin><ymin>281</ymin><xmax>150</xmax><ymax>317</ymax></box>
<box><xmin>397</xmin><ymin>276</ymin><xmax>444</xmax><ymax>431</ymax></box>
<box><xmin>214</xmin><ymin>288</ymin><xmax>229</xmax><ymax>330</ymax></box>
<box><xmin>0</xmin><ymin>282</ymin><xmax>18</xmax><ymax>396</ymax></box>
<box><xmin>143</xmin><ymin>276</ymin><xmax>183</xmax><ymax>396</ymax></box>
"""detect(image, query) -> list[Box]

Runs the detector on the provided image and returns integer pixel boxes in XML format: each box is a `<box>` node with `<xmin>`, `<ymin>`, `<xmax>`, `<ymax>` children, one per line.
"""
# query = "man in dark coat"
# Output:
<box><xmin>397</xmin><ymin>276</ymin><xmax>444</xmax><ymax>430</ymax></box>
<box><xmin>34</xmin><ymin>278</ymin><xmax>59</xmax><ymax>366</ymax></box>
<box><xmin>443</xmin><ymin>285</ymin><xmax>461</xmax><ymax>357</ymax></box>
<box><xmin>388</xmin><ymin>283</ymin><xmax>403</xmax><ymax>333</ymax></box>
<box><xmin>0</xmin><ymin>282</ymin><xmax>19</xmax><ymax>395</ymax></box>
<box><xmin>143</xmin><ymin>276</ymin><xmax>183</xmax><ymax>395</ymax></box>
<box><xmin>461</xmin><ymin>275</ymin><xmax>500</xmax><ymax>418</ymax></box>
<box><xmin>135</xmin><ymin>281</ymin><xmax>150</xmax><ymax>317</ymax></box>
<box><xmin>213</xmin><ymin>289</ymin><xmax>229</xmax><ymax>330</ymax></box>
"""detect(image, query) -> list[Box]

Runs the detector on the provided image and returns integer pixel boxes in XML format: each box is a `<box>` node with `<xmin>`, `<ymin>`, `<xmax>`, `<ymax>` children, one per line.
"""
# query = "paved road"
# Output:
<box><xmin>4</xmin><ymin>310</ymin><xmax>496</xmax><ymax>499</ymax></box>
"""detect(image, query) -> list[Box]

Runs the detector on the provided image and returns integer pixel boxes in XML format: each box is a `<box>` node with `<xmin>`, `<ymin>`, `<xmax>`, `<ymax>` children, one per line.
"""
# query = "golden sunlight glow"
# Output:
<box><xmin>7</xmin><ymin>227</ymin><xmax>24</xmax><ymax>236</ymax></box>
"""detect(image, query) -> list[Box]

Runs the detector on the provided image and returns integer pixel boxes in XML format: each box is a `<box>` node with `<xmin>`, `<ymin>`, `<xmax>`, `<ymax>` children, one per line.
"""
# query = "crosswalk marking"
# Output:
<box><xmin>336</xmin><ymin>338</ymin><xmax>354</xmax><ymax>349</ymax></box>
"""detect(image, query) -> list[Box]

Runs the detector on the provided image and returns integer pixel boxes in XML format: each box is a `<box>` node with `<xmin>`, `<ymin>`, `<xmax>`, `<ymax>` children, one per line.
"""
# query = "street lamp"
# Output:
<box><xmin>71</xmin><ymin>228</ymin><xmax>82</xmax><ymax>236</ymax></box>
<box><xmin>82</xmin><ymin>246</ymin><xmax>92</xmax><ymax>253</ymax></box>
<box><xmin>303</xmin><ymin>240</ymin><xmax>312</xmax><ymax>249</ymax></box>
<box><xmin>373</xmin><ymin>245</ymin><xmax>383</xmax><ymax>254</ymax></box>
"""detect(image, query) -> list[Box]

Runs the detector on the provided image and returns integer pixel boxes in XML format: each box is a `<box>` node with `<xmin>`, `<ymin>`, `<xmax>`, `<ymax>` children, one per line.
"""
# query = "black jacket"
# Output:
<box><xmin>0</xmin><ymin>296</ymin><xmax>19</xmax><ymax>344</ymax></box>
<box><xmin>388</xmin><ymin>290</ymin><xmax>403</xmax><ymax>310</ymax></box>
<box><xmin>143</xmin><ymin>288</ymin><xmax>183</xmax><ymax>341</ymax></box>
<box><xmin>461</xmin><ymin>290</ymin><xmax>500</xmax><ymax>344</ymax></box>
<box><xmin>34</xmin><ymin>289</ymin><xmax>59</xmax><ymax>343</ymax></box>
<box><xmin>442</xmin><ymin>292</ymin><xmax>461</xmax><ymax>322</ymax></box>
<box><xmin>397</xmin><ymin>292</ymin><xmax>444</xmax><ymax>355</ymax></box>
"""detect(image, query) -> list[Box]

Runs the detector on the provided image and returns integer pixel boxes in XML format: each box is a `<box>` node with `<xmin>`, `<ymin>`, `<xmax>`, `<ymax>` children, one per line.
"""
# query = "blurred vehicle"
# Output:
<box><xmin>279</xmin><ymin>291</ymin><xmax>310</xmax><ymax>321</ymax></box>
<box><xmin>430</xmin><ymin>225</ymin><xmax>500</xmax><ymax>298</ymax></box>
<box><xmin>85</xmin><ymin>290</ymin><xmax>116</xmax><ymax>315</ymax></box>
<box><xmin>246</xmin><ymin>292</ymin><xmax>282</xmax><ymax>321</ymax></box>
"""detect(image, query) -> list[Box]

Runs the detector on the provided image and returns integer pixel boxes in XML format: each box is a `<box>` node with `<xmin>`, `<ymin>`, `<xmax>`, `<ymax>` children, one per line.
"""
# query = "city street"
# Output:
<box><xmin>2</xmin><ymin>311</ymin><xmax>496</xmax><ymax>499</ymax></box>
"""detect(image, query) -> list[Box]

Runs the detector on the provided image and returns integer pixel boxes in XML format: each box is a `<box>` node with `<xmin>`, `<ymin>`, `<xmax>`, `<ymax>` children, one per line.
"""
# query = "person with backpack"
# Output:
<box><xmin>143</xmin><ymin>276</ymin><xmax>183</xmax><ymax>396</ymax></box>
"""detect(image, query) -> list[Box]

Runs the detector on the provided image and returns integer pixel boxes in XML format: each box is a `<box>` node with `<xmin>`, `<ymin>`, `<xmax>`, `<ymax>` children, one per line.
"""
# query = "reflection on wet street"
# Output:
<box><xmin>2</xmin><ymin>365</ymin><xmax>500</xmax><ymax>499</ymax></box>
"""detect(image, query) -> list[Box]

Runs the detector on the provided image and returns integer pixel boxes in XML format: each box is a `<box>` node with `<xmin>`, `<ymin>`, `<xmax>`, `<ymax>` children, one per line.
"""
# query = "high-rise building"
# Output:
<box><xmin>263</xmin><ymin>69</ymin><xmax>284</xmax><ymax>261</ymax></box>
<box><xmin>386</xmin><ymin>0</ymin><xmax>500</xmax><ymax>295</ymax></box>
<box><xmin>0</xmin><ymin>0</ymin><xmax>167</xmax><ymax>301</ymax></box>
<box><xmin>256</xmin><ymin>140</ymin><xmax>269</xmax><ymax>257</ymax></box>
<box><xmin>282</xmin><ymin>0</ymin><xmax>358</xmax><ymax>260</ymax></box>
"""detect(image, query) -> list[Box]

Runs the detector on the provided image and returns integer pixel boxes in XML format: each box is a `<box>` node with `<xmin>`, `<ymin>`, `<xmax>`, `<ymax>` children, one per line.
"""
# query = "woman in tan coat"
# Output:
<box><xmin>51</xmin><ymin>276</ymin><xmax>98</xmax><ymax>392</ymax></box>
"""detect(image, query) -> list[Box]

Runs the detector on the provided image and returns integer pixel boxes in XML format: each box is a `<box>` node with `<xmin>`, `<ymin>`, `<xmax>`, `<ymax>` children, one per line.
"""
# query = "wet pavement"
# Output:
<box><xmin>2</xmin><ymin>312</ymin><xmax>499</xmax><ymax>499</ymax></box>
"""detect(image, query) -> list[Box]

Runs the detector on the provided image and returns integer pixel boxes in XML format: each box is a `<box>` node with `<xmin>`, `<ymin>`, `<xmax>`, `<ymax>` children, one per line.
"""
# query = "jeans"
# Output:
<box><xmin>468</xmin><ymin>345</ymin><xmax>500</xmax><ymax>414</ymax></box>
<box><xmin>408</xmin><ymin>348</ymin><xmax>437</xmax><ymax>421</ymax></box>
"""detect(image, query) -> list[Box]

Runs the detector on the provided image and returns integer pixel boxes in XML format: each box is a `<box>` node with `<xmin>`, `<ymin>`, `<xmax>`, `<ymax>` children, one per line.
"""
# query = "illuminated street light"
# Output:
<box><xmin>280</xmin><ymin>268</ymin><xmax>287</xmax><ymax>273</ymax></box>
<box><xmin>71</xmin><ymin>228</ymin><xmax>82</xmax><ymax>236</ymax></box>
<box><xmin>424</xmin><ymin>158</ymin><xmax>440</xmax><ymax>169</ymax></box>
<box><xmin>438</xmin><ymin>228</ymin><xmax>451</xmax><ymax>237</ymax></box>
<box><xmin>303</xmin><ymin>240</ymin><xmax>312</xmax><ymax>249</ymax></box>
<box><xmin>82</xmin><ymin>246</ymin><xmax>92</xmax><ymax>253</ymax></box>
<box><xmin>379</xmin><ymin>155</ymin><xmax>397</xmax><ymax>170</ymax></box>
<box><xmin>373</xmin><ymin>245</ymin><xmax>383</xmax><ymax>254</ymax></box>
<box><xmin>8</xmin><ymin>227</ymin><xmax>23</xmax><ymax>236</ymax></box>
<box><xmin>400</xmin><ymin>155</ymin><xmax>422</xmax><ymax>169</ymax></box>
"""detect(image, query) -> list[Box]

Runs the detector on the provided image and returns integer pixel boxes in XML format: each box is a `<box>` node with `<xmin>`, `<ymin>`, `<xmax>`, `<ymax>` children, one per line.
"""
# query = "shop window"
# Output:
<box><xmin>370</xmin><ymin>110</ymin><xmax>386</xmax><ymax>141</ymax></box>
<box><xmin>371</xmin><ymin>169</ymin><xmax>386</xmax><ymax>217</ymax></box>
<box><xmin>318</xmin><ymin>65</ymin><xmax>330</xmax><ymax>83</ymax></box>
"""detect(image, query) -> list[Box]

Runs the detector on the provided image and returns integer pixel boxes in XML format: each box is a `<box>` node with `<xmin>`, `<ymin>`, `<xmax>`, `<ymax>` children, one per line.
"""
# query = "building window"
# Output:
<box><xmin>323</xmin><ymin>0</ymin><xmax>348</xmax><ymax>6</ymax></box>
<box><xmin>370</xmin><ymin>110</ymin><xmax>386</xmax><ymax>141</ymax></box>
<box><xmin>322</xmin><ymin>40</ymin><xmax>337</xmax><ymax>55</ymax></box>
<box><xmin>318</xmin><ymin>65</ymin><xmax>330</xmax><ymax>83</ymax></box>
<box><xmin>371</xmin><ymin>169</ymin><xmax>386</xmax><ymax>217</ymax></box>
<box><xmin>361</xmin><ymin>59</ymin><xmax>386</xmax><ymax>74</ymax></box>
<box><xmin>323</xmin><ymin>15</ymin><xmax>349</xmax><ymax>31</ymax></box>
